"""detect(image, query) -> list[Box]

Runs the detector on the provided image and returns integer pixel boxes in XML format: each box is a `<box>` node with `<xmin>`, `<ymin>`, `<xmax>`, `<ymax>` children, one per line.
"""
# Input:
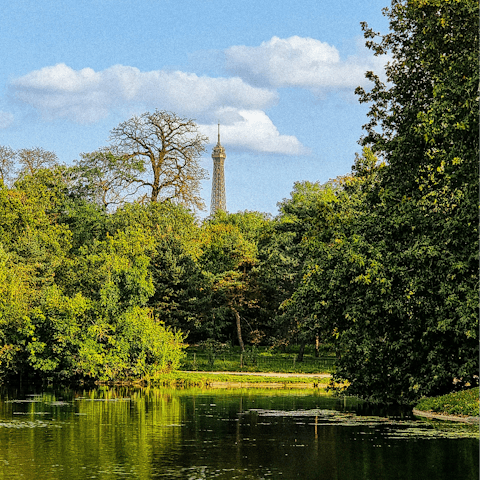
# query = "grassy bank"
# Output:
<box><xmin>414</xmin><ymin>387</ymin><xmax>479</xmax><ymax>418</ymax></box>
<box><xmin>149</xmin><ymin>372</ymin><xmax>331</xmax><ymax>388</ymax></box>
<box><xmin>91</xmin><ymin>372</ymin><xmax>331</xmax><ymax>388</ymax></box>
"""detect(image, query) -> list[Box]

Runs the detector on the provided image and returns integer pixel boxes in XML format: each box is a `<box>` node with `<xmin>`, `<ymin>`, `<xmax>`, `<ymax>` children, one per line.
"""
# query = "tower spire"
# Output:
<box><xmin>211</xmin><ymin>123</ymin><xmax>227</xmax><ymax>215</ymax></box>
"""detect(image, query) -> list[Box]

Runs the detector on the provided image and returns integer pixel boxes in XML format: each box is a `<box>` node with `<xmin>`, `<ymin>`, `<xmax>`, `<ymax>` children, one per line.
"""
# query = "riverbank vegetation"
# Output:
<box><xmin>105</xmin><ymin>371</ymin><xmax>332</xmax><ymax>388</ymax></box>
<box><xmin>0</xmin><ymin>0</ymin><xmax>477</xmax><ymax>405</ymax></box>
<box><xmin>415</xmin><ymin>387</ymin><xmax>479</xmax><ymax>418</ymax></box>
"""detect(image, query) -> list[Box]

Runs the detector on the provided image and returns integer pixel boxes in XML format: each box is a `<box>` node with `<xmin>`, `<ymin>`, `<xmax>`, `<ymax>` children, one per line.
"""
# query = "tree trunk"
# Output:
<box><xmin>150</xmin><ymin>159</ymin><xmax>161</xmax><ymax>202</ymax></box>
<box><xmin>296</xmin><ymin>341</ymin><xmax>306</xmax><ymax>362</ymax></box>
<box><xmin>315</xmin><ymin>334</ymin><xmax>320</xmax><ymax>358</ymax></box>
<box><xmin>151</xmin><ymin>177</ymin><xmax>160</xmax><ymax>202</ymax></box>
<box><xmin>233</xmin><ymin>308</ymin><xmax>245</xmax><ymax>352</ymax></box>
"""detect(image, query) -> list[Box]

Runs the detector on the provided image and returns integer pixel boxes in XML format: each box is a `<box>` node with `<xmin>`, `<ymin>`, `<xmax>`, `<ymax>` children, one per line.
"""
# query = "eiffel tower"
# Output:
<box><xmin>210</xmin><ymin>123</ymin><xmax>227</xmax><ymax>215</ymax></box>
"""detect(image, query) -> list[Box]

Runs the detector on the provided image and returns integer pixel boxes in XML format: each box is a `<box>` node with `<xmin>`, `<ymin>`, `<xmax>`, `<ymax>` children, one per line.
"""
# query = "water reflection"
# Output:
<box><xmin>0</xmin><ymin>387</ymin><xmax>478</xmax><ymax>480</ymax></box>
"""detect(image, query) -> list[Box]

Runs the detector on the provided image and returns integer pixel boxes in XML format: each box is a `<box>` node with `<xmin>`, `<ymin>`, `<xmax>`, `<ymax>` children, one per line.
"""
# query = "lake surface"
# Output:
<box><xmin>0</xmin><ymin>386</ymin><xmax>478</xmax><ymax>480</ymax></box>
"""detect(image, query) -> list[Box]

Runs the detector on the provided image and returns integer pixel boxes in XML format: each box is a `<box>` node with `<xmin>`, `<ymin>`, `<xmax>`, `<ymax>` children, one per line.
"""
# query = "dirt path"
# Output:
<box><xmin>182</xmin><ymin>371</ymin><xmax>331</xmax><ymax>379</ymax></box>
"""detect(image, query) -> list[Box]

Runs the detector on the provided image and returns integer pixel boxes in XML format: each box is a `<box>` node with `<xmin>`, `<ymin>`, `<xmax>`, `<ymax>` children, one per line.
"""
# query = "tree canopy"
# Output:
<box><xmin>0</xmin><ymin>1</ymin><xmax>477</xmax><ymax>401</ymax></box>
<box><xmin>274</xmin><ymin>0</ymin><xmax>479</xmax><ymax>403</ymax></box>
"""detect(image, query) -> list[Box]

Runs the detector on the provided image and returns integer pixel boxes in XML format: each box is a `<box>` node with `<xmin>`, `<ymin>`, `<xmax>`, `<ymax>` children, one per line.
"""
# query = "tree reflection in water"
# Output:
<box><xmin>0</xmin><ymin>387</ymin><xmax>478</xmax><ymax>480</ymax></box>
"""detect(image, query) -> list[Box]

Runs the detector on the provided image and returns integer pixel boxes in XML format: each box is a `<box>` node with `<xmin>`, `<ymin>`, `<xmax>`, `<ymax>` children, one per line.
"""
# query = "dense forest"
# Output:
<box><xmin>0</xmin><ymin>0</ymin><xmax>478</xmax><ymax>404</ymax></box>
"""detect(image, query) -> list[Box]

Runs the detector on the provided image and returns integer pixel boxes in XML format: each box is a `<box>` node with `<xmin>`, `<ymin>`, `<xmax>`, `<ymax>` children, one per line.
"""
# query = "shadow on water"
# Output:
<box><xmin>0</xmin><ymin>386</ymin><xmax>478</xmax><ymax>480</ymax></box>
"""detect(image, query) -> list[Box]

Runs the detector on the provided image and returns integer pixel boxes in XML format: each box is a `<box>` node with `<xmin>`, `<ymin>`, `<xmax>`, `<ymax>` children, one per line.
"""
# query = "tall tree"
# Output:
<box><xmin>71</xmin><ymin>150</ymin><xmax>146</xmax><ymax>209</ymax></box>
<box><xmin>198</xmin><ymin>215</ymin><xmax>261</xmax><ymax>349</ymax></box>
<box><xmin>0</xmin><ymin>146</ymin><xmax>59</xmax><ymax>185</ymax></box>
<box><xmin>0</xmin><ymin>146</ymin><xmax>16</xmax><ymax>185</ymax></box>
<box><xmin>16</xmin><ymin>147</ymin><xmax>58</xmax><ymax>178</ymax></box>
<box><xmin>327</xmin><ymin>0</ymin><xmax>479</xmax><ymax>403</ymax></box>
<box><xmin>108</xmin><ymin>110</ymin><xmax>208</xmax><ymax>209</ymax></box>
<box><xmin>106</xmin><ymin>201</ymin><xmax>207</xmax><ymax>339</ymax></box>
<box><xmin>257</xmin><ymin>180</ymin><xmax>344</xmax><ymax>351</ymax></box>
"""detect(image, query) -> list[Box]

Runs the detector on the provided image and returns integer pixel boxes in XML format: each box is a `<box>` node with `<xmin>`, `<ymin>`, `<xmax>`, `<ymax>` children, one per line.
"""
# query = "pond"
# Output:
<box><xmin>0</xmin><ymin>386</ymin><xmax>478</xmax><ymax>480</ymax></box>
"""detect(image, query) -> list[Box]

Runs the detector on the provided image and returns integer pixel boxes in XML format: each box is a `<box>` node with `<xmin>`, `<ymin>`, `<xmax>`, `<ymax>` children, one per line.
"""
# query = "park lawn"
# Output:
<box><xmin>151</xmin><ymin>371</ymin><xmax>331</xmax><ymax>388</ymax></box>
<box><xmin>414</xmin><ymin>387</ymin><xmax>479</xmax><ymax>418</ymax></box>
<box><xmin>180</xmin><ymin>345</ymin><xmax>336</xmax><ymax>375</ymax></box>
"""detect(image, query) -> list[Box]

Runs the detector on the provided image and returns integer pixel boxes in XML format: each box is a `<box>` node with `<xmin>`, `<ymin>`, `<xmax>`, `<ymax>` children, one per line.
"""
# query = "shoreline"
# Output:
<box><xmin>412</xmin><ymin>408</ymin><xmax>480</xmax><ymax>424</ymax></box>
<box><xmin>205</xmin><ymin>381</ymin><xmax>325</xmax><ymax>389</ymax></box>
<box><xmin>181</xmin><ymin>371</ymin><xmax>332</xmax><ymax>378</ymax></box>
<box><xmin>177</xmin><ymin>371</ymin><xmax>333</xmax><ymax>389</ymax></box>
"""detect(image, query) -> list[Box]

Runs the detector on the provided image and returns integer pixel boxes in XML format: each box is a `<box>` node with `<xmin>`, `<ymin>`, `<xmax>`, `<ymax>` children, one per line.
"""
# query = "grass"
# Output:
<box><xmin>180</xmin><ymin>346</ymin><xmax>336</xmax><ymax>374</ymax></box>
<box><xmin>151</xmin><ymin>371</ymin><xmax>331</xmax><ymax>388</ymax></box>
<box><xmin>414</xmin><ymin>387</ymin><xmax>479</xmax><ymax>417</ymax></box>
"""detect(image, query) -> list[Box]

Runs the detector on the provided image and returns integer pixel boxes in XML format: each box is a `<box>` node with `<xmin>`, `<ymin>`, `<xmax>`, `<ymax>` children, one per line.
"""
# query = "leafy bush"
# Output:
<box><xmin>415</xmin><ymin>388</ymin><xmax>479</xmax><ymax>417</ymax></box>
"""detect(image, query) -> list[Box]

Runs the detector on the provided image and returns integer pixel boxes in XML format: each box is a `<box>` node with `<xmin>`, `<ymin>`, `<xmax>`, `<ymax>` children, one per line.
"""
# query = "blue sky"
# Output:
<box><xmin>0</xmin><ymin>0</ymin><xmax>391</xmax><ymax>217</ymax></box>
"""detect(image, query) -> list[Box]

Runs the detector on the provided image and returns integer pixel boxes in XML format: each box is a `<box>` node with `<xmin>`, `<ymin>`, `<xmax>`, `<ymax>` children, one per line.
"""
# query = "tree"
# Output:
<box><xmin>0</xmin><ymin>146</ymin><xmax>59</xmax><ymax>186</ymax></box>
<box><xmin>71</xmin><ymin>150</ymin><xmax>146</xmax><ymax>209</ymax></box>
<box><xmin>108</xmin><ymin>110</ymin><xmax>208</xmax><ymax>209</ymax></box>
<box><xmin>0</xmin><ymin>175</ymin><xmax>72</xmax><ymax>288</ymax></box>
<box><xmin>106</xmin><ymin>201</ymin><xmax>207</xmax><ymax>338</ymax></box>
<box><xmin>16</xmin><ymin>147</ymin><xmax>58</xmax><ymax>179</ymax></box>
<box><xmin>257</xmin><ymin>180</ymin><xmax>344</xmax><ymax>353</ymax></box>
<box><xmin>206</xmin><ymin>210</ymin><xmax>273</xmax><ymax>346</ymax></box>
<box><xmin>0</xmin><ymin>177</ymin><xmax>73</xmax><ymax>383</ymax></box>
<box><xmin>198</xmin><ymin>214</ymin><xmax>262</xmax><ymax>350</ymax></box>
<box><xmin>322</xmin><ymin>0</ymin><xmax>480</xmax><ymax>403</ymax></box>
<box><xmin>0</xmin><ymin>244</ymin><xmax>34</xmax><ymax>382</ymax></box>
<box><xmin>0</xmin><ymin>146</ymin><xmax>16</xmax><ymax>185</ymax></box>
<box><xmin>53</xmin><ymin>226</ymin><xmax>185</xmax><ymax>381</ymax></box>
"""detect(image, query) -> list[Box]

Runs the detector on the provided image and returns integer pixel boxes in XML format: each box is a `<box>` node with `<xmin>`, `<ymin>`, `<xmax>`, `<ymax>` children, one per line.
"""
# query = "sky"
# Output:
<box><xmin>0</xmin><ymin>0</ymin><xmax>391</xmax><ymax>218</ymax></box>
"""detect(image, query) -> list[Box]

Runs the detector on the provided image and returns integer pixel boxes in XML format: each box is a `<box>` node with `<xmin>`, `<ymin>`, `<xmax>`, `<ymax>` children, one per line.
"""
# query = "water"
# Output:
<box><xmin>0</xmin><ymin>387</ymin><xmax>478</xmax><ymax>480</ymax></box>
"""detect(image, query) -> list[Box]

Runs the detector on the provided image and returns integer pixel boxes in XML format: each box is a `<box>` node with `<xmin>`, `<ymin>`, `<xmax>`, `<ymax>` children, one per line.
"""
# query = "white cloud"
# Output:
<box><xmin>9</xmin><ymin>35</ymin><xmax>382</xmax><ymax>155</ymax></box>
<box><xmin>0</xmin><ymin>111</ymin><xmax>14</xmax><ymax>129</ymax></box>
<box><xmin>225</xmin><ymin>36</ymin><xmax>388</xmax><ymax>90</ymax></box>
<box><xmin>11</xmin><ymin>63</ymin><xmax>278</xmax><ymax>124</ymax></box>
<box><xmin>200</xmin><ymin>108</ymin><xmax>307</xmax><ymax>156</ymax></box>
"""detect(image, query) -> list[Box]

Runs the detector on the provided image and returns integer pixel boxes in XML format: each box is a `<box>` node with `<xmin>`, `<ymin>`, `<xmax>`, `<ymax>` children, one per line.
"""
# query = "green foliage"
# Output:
<box><xmin>103</xmin><ymin>201</ymin><xmax>208</xmax><ymax>337</ymax></box>
<box><xmin>24</xmin><ymin>285</ymin><xmax>89</xmax><ymax>376</ymax></box>
<box><xmin>64</xmin><ymin>228</ymin><xmax>155</xmax><ymax>312</ymax></box>
<box><xmin>59</xmin><ymin>199</ymin><xmax>109</xmax><ymax>252</ymax></box>
<box><xmin>108</xmin><ymin>201</ymin><xmax>199</xmax><ymax>241</ymax></box>
<box><xmin>281</xmin><ymin>0</ymin><xmax>479</xmax><ymax>404</ymax></box>
<box><xmin>257</xmin><ymin>179</ymin><xmax>348</xmax><ymax>348</ymax></box>
<box><xmin>180</xmin><ymin>345</ymin><xmax>335</xmax><ymax>374</ymax></box>
<box><xmin>206</xmin><ymin>209</ymin><xmax>271</xmax><ymax>244</ymax></box>
<box><xmin>415</xmin><ymin>387</ymin><xmax>480</xmax><ymax>417</ymax></box>
<box><xmin>197</xmin><ymin>339</ymin><xmax>229</xmax><ymax>367</ymax></box>
<box><xmin>0</xmin><ymin>244</ymin><xmax>34</xmax><ymax>381</ymax></box>
<box><xmin>76</xmin><ymin>307</ymin><xmax>185</xmax><ymax>381</ymax></box>
<box><xmin>148</xmin><ymin>232</ymin><xmax>206</xmax><ymax>337</ymax></box>
<box><xmin>0</xmin><ymin>175</ymin><xmax>187</xmax><ymax>384</ymax></box>
<box><xmin>72</xmin><ymin>150</ymin><xmax>146</xmax><ymax>208</ymax></box>
<box><xmin>197</xmin><ymin>214</ymin><xmax>267</xmax><ymax>346</ymax></box>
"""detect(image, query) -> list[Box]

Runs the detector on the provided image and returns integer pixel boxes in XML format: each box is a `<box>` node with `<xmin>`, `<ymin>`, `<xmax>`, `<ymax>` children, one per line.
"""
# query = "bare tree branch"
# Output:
<box><xmin>17</xmin><ymin>147</ymin><xmax>58</xmax><ymax>178</ymax></box>
<box><xmin>0</xmin><ymin>145</ymin><xmax>16</xmax><ymax>185</ymax></box>
<box><xmin>72</xmin><ymin>149</ymin><xmax>145</xmax><ymax>209</ymax></box>
<box><xmin>109</xmin><ymin>110</ymin><xmax>208</xmax><ymax>209</ymax></box>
